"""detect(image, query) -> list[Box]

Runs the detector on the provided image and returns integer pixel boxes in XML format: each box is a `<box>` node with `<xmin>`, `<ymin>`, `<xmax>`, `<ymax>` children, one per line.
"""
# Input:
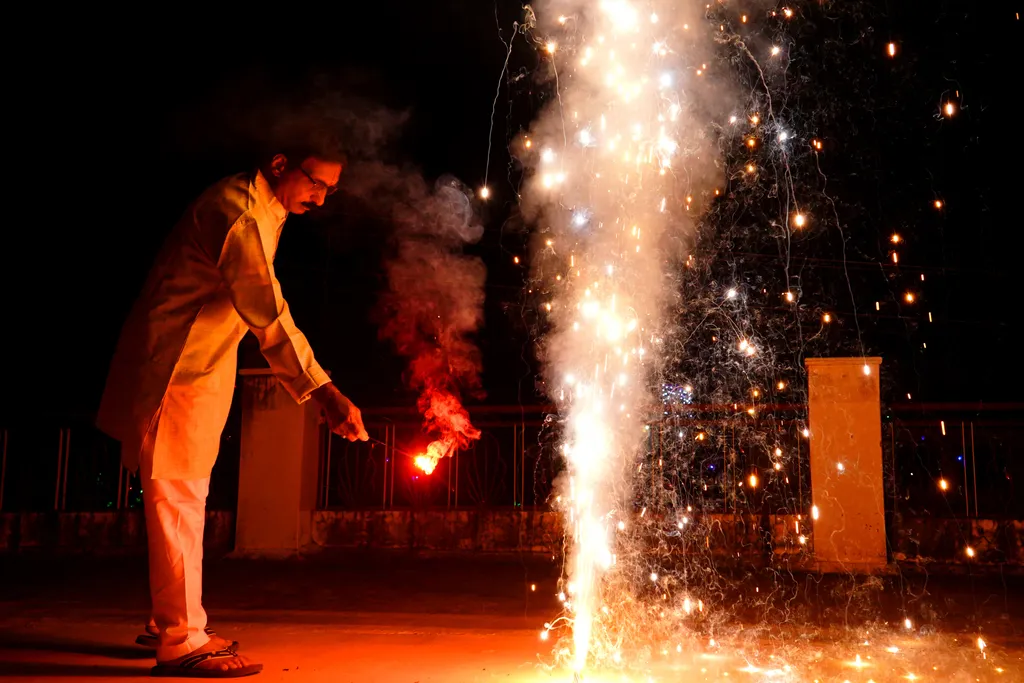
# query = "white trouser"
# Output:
<box><xmin>142</xmin><ymin>475</ymin><xmax>212</xmax><ymax>661</ymax></box>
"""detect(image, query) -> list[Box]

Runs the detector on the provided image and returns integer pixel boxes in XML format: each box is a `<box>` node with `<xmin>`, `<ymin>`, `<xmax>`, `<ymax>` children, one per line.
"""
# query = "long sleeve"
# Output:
<box><xmin>217</xmin><ymin>212</ymin><xmax>330</xmax><ymax>403</ymax></box>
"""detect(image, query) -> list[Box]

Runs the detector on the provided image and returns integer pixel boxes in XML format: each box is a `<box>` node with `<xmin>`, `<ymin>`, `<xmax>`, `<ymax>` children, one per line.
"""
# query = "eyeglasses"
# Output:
<box><xmin>298</xmin><ymin>166</ymin><xmax>339</xmax><ymax>196</ymax></box>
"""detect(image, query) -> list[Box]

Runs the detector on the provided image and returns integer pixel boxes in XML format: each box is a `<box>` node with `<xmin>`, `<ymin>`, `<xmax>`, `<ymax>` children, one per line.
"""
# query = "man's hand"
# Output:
<box><xmin>311</xmin><ymin>383</ymin><xmax>369</xmax><ymax>442</ymax></box>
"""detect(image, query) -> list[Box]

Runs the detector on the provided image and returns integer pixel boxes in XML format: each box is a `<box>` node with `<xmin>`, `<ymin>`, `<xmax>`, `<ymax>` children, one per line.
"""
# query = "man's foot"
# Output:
<box><xmin>151</xmin><ymin>640</ymin><xmax>262</xmax><ymax>678</ymax></box>
<box><xmin>137</xmin><ymin>627</ymin><xmax>239</xmax><ymax>652</ymax></box>
<box><xmin>208</xmin><ymin>634</ymin><xmax>237</xmax><ymax>651</ymax></box>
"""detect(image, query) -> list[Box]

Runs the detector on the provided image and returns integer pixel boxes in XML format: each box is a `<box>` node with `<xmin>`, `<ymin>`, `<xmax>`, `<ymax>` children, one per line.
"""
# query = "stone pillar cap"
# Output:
<box><xmin>804</xmin><ymin>356</ymin><xmax>882</xmax><ymax>368</ymax></box>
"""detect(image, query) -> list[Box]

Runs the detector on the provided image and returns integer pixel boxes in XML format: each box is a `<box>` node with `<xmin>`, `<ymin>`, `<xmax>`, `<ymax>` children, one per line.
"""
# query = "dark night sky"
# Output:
<box><xmin>1</xmin><ymin>2</ymin><xmax>1018</xmax><ymax>422</ymax></box>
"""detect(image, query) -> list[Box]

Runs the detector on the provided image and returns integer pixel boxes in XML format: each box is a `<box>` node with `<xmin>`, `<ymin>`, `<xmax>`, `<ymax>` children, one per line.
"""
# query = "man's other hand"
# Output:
<box><xmin>311</xmin><ymin>383</ymin><xmax>369</xmax><ymax>442</ymax></box>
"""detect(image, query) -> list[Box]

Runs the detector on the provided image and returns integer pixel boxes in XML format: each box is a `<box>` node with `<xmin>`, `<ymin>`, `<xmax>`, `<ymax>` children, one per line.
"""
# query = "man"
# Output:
<box><xmin>97</xmin><ymin>144</ymin><xmax>368</xmax><ymax>678</ymax></box>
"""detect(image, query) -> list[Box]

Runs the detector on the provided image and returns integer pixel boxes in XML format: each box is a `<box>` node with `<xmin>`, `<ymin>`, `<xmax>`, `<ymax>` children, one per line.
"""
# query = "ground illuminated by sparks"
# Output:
<box><xmin>525</xmin><ymin>629</ymin><xmax>1016</xmax><ymax>682</ymax></box>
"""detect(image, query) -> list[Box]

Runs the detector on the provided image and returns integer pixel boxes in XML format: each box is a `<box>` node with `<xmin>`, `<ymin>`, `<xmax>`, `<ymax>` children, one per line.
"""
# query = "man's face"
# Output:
<box><xmin>272</xmin><ymin>156</ymin><xmax>343</xmax><ymax>214</ymax></box>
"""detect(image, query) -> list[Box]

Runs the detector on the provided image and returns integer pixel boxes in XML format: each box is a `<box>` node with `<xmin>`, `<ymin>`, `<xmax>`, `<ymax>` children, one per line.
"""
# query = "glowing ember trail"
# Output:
<box><xmin>522</xmin><ymin>0</ymin><xmax>723</xmax><ymax>674</ymax></box>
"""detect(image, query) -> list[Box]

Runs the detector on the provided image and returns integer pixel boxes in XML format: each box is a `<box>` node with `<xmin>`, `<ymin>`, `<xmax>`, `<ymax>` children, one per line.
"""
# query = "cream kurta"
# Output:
<box><xmin>97</xmin><ymin>170</ymin><xmax>329</xmax><ymax>480</ymax></box>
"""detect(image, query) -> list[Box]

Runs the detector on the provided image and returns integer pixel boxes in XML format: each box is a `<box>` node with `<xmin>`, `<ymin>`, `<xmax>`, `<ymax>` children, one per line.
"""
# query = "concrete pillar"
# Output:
<box><xmin>234</xmin><ymin>369</ymin><xmax>322</xmax><ymax>557</ymax></box>
<box><xmin>805</xmin><ymin>357</ymin><xmax>888</xmax><ymax>573</ymax></box>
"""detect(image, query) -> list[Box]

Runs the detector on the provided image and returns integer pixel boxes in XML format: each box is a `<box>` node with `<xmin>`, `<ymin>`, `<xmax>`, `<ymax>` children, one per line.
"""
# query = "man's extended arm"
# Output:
<box><xmin>216</xmin><ymin>214</ymin><xmax>368</xmax><ymax>441</ymax></box>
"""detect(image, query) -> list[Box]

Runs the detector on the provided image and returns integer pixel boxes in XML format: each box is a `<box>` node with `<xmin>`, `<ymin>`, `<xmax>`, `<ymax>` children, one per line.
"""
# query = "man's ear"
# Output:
<box><xmin>269</xmin><ymin>154</ymin><xmax>289</xmax><ymax>177</ymax></box>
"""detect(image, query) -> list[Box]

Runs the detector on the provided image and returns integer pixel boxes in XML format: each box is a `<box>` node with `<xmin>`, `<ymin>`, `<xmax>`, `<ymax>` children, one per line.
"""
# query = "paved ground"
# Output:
<box><xmin>1</xmin><ymin>551</ymin><xmax>1022</xmax><ymax>681</ymax></box>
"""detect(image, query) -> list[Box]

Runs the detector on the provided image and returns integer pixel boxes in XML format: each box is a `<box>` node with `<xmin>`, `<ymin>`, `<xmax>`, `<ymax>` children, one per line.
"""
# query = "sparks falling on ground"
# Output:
<box><xmin>521</xmin><ymin>0</ymin><xmax>723</xmax><ymax>675</ymax></box>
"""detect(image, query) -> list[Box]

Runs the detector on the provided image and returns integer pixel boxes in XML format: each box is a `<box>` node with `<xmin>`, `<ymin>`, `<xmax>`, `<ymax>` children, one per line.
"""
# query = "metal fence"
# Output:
<box><xmin>0</xmin><ymin>389</ymin><xmax>243</xmax><ymax>512</ymax></box>
<box><xmin>317</xmin><ymin>405</ymin><xmax>815</xmax><ymax>515</ymax></box>
<box><xmin>1</xmin><ymin>403</ymin><xmax>1021</xmax><ymax>522</ymax></box>
<box><xmin>318</xmin><ymin>410</ymin><xmax>555</xmax><ymax>509</ymax></box>
<box><xmin>885</xmin><ymin>406</ymin><xmax>1024</xmax><ymax>520</ymax></box>
<box><xmin>0</xmin><ymin>419</ymin><xmax>125</xmax><ymax>512</ymax></box>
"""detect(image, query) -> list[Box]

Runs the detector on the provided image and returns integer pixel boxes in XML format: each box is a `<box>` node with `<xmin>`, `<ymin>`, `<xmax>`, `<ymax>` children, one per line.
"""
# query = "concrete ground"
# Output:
<box><xmin>1</xmin><ymin>551</ymin><xmax>1022</xmax><ymax>682</ymax></box>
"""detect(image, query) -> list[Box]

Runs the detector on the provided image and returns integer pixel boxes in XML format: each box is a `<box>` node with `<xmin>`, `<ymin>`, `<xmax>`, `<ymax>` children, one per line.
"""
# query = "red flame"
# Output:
<box><xmin>414</xmin><ymin>441</ymin><xmax>448</xmax><ymax>475</ymax></box>
<box><xmin>414</xmin><ymin>454</ymin><xmax>437</xmax><ymax>474</ymax></box>
<box><xmin>412</xmin><ymin>390</ymin><xmax>481</xmax><ymax>475</ymax></box>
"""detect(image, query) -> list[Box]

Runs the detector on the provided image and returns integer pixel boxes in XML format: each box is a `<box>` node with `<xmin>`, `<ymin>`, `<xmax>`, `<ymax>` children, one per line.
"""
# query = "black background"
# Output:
<box><xmin>0</xmin><ymin>1</ymin><xmax>1017</xmax><ymax>421</ymax></box>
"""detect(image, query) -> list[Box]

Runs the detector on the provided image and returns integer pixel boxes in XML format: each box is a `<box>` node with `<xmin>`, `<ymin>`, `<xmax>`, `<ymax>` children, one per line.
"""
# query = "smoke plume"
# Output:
<box><xmin>344</xmin><ymin>162</ymin><xmax>486</xmax><ymax>471</ymax></box>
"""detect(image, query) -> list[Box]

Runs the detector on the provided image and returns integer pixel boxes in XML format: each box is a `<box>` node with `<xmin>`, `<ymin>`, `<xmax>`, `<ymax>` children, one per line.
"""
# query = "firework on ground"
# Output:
<box><xmin>505</xmin><ymin>0</ymin><xmax>1008</xmax><ymax>680</ymax></box>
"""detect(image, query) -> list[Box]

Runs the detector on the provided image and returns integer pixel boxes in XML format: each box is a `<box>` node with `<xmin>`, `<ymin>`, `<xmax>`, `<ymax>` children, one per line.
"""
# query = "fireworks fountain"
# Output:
<box><xmin>501</xmin><ymin>1</ymin><xmax>1017</xmax><ymax>681</ymax></box>
<box><xmin>517</xmin><ymin>0</ymin><xmax>727</xmax><ymax>675</ymax></box>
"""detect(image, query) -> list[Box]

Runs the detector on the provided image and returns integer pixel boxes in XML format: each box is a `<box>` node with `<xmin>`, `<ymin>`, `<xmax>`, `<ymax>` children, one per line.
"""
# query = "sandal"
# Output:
<box><xmin>151</xmin><ymin>648</ymin><xmax>262</xmax><ymax>678</ymax></box>
<box><xmin>137</xmin><ymin>627</ymin><xmax>239</xmax><ymax>651</ymax></box>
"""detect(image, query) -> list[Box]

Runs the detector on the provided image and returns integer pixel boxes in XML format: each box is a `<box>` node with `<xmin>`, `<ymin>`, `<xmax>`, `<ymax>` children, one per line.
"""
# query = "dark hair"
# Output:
<box><xmin>266</xmin><ymin>119</ymin><xmax>347</xmax><ymax>167</ymax></box>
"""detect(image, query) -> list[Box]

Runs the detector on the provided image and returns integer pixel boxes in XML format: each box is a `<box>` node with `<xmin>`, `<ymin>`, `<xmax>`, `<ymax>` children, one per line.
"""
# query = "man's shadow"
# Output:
<box><xmin>0</xmin><ymin>631</ymin><xmax>152</xmax><ymax>677</ymax></box>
